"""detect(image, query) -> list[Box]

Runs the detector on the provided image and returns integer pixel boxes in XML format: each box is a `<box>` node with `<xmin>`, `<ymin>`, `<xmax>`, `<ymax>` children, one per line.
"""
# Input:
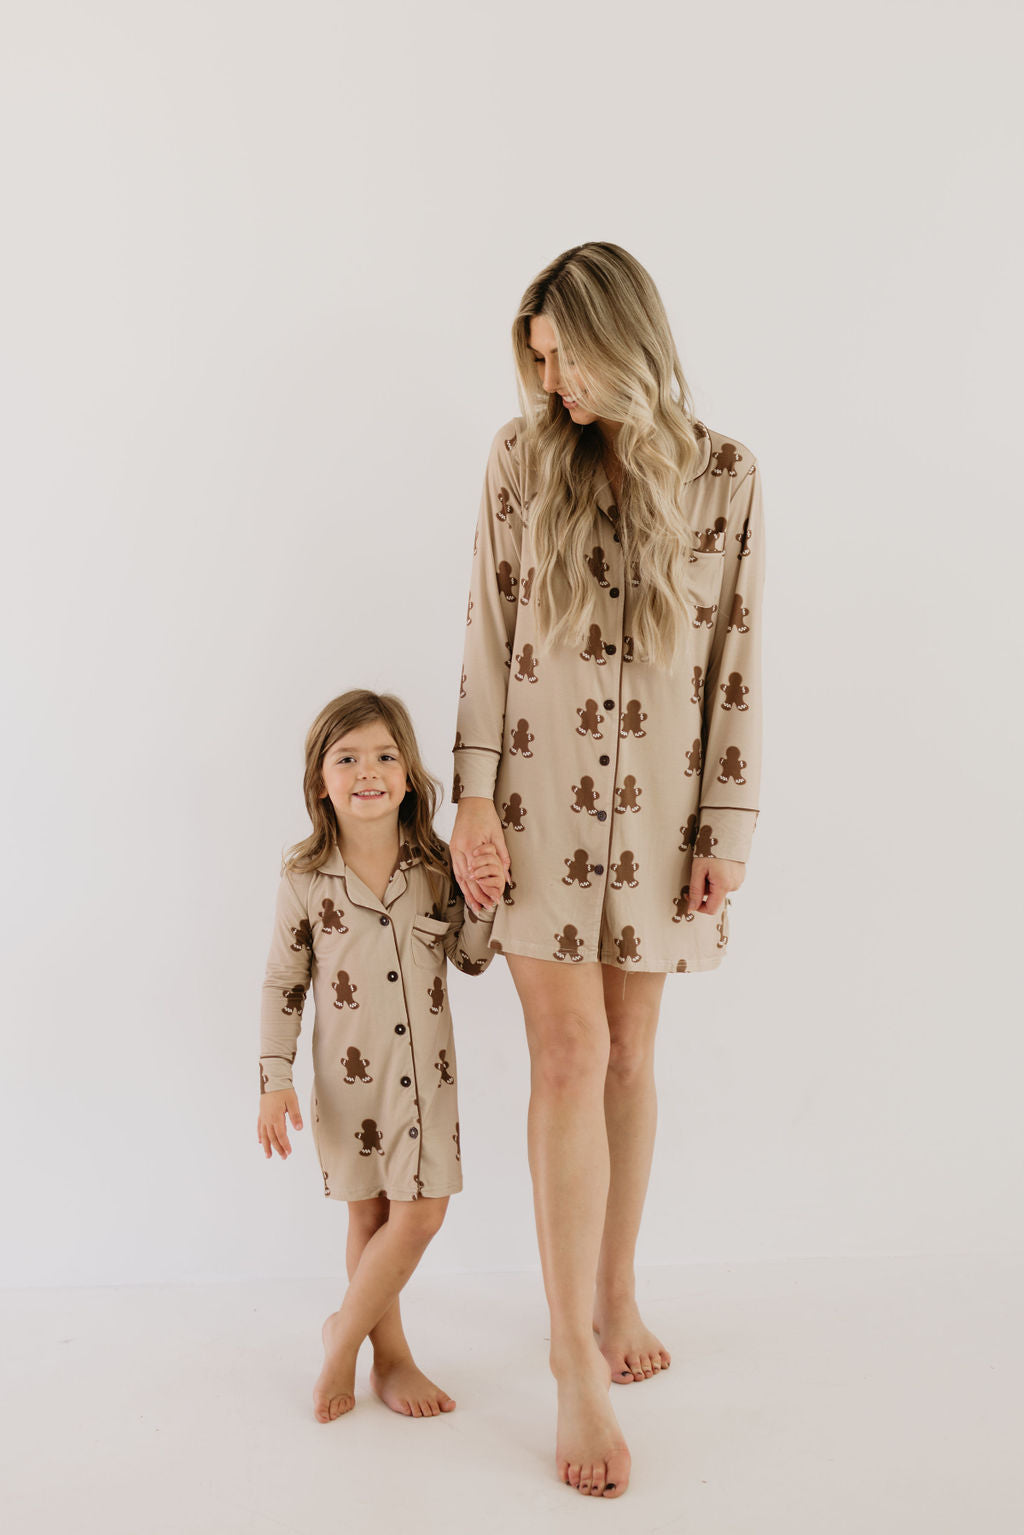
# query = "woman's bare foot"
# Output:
<box><xmin>370</xmin><ymin>1353</ymin><xmax>456</xmax><ymax>1418</ymax></box>
<box><xmin>555</xmin><ymin>1347</ymin><xmax>631</xmax><ymax>1498</ymax></box>
<box><xmin>312</xmin><ymin>1312</ymin><xmax>358</xmax><ymax>1423</ymax></box>
<box><xmin>593</xmin><ymin>1298</ymin><xmax>671</xmax><ymax>1384</ymax></box>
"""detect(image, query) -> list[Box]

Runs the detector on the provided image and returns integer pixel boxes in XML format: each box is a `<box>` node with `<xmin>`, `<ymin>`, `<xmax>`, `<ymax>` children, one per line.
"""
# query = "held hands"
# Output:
<box><xmin>451</xmin><ymin>796</ymin><xmax>512</xmax><ymax>914</ymax></box>
<box><xmin>687</xmin><ymin>856</ymin><xmax>745</xmax><ymax>917</ymax></box>
<box><xmin>468</xmin><ymin>841</ymin><xmax>506</xmax><ymax>911</ymax></box>
<box><xmin>257</xmin><ymin>1088</ymin><xmax>303</xmax><ymax>1159</ymax></box>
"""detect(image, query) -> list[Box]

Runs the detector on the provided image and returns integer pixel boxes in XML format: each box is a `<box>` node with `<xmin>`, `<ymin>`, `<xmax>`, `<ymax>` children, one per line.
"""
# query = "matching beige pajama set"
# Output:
<box><xmin>259</xmin><ymin>843</ymin><xmax>495</xmax><ymax>1202</ymax></box>
<box><xmin>453</xmin><ymin>418</ymin><xmax>765</xmax><ymax>974</ymax></box>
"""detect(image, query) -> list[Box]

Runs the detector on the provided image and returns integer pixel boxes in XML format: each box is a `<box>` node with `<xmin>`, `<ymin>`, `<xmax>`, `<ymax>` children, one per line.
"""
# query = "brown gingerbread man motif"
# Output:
<box><xmin>694</xmin><ymin>824</ymin><xmax>718</xmax><ymax>857</ymax></box>
<box><xmin>319</xmin><ymin>898</ymin><xmax>348</xmax><ymax>935</ymax></box>
<box><xmin>509</xmin><ymin>718</ymin><xmax>535</xmax><ymax>757</ymax></box>
<box><xmin>466</xmin><ymin>593</ymin><xmax>474</xmax><ymax>626</ymax></box>
<box><xmin>452</xmin><ymin>771</ymin><xmax>463</xmax><ymax>803</ymax></box>
<box><xmin>672</xmin><ymin>885</ymin><xmax>695</xmax><ymax>924</ymax></box>
<box><xmin>684</xmin><ymin>738</ymin><xmax>702</xmax><ymax>777</ymax></box>
<box><xmin>587</xmin><ymin>546</ymin><xmax>610</xmax><ymax>586</ymax></box>
<box><xmin>728</xmin><ymin>593</ymin><xmax>750</xmax><ymax>632</ymax></box>
<box><xmin>571</xmin><ymin>776</ymin><xmax>601</xmax><ymax>816</ymax></box>
<box><xmin>620</xmin><ymin>699</ymin><xmax>647</xmax><ymax>737</ymax></box>
<box><xmin>280</xmin><ymin>984</ymin><xmax>306</xmax><ymax>1015</ymax></box>
<box><xmin>520</xmin><ymin>565</ymin><xmax>535</xmax><ymax>604</ymax></box>
<box><xmin>698</xmin><ymin>516</ymin><xmax>727</xmax><ymax>552</ymax></box>
<box><xmin>623</xmin><ymin>634</ymin><xmax>635</xmax><ymax>663</ymax></box>
<box><xmin>435</xmin><ymin>1049</ymin><xmax>454</xmax><ymax>1085</ymax></box>
<box><xmin>717</xmin><ymin>747</ymin><xmax>747</xmax><ymax>784</ymax></box>
<box><xmin>397</xmin><ymin>840</ymin><xmax>416</xmax><ymax>869</ymax></box>
<box><xmin>615</xmin><ymin>775</ymin><xmax>642</xmax><ymax>813</ymax></box>
<box><xmin>501</xmin><ymin>793</ymin><xmax>527</xmax><ymax>831</ymax></box>
<box><xmin>342</xmin><ymin>1047</ymin><xmax>372</xmax><ymax>1084</ymax></box>
<box><xmin>452</xmin><ymin>1121</ymin><xmax>461</xmax><ymax>1160</ymax></box>
<box><xmin>495</xmin><ymin>486</ymin><xmax>512</xmax><ymax>522</ymax></box>
<box><xmin>457</xmin><ymin>953</ymin><xmax>488</xmax><ymax>975</ymax></box>
<box><xmin>720</xmin><ymin>671</ymin><xmax>749</xmax><ymax>711</ymax></box>
<box><xmin>675</xmin><ymin>959</ymin><xmax>688</xmax><ymax>973</ymax></box>
<box><xmin>502</xmin><ymin>877</ymin><xmax>517</xmax><ymax>906</ymax></box>
<box><xmin>691</xmin><ymin>665</ymin><xmax>704</xmax><ymax>705</ymax></box>
<box><xmin>712</xmin><ymin>443</ymin><xmax>743</xmax><ymax>477</ymax></box>
<box><xmin>615</xmin><ymin>926</ymin><xmax>642</xmax><ymax>964</ymax></box>
<box><xmin>259</xmin><ymin>1063</ymin><xmax>269</xmax><ymax>1094</ymax></box>
<box><xmin>580</xmin><ymin>624</ymin><xmax>609</xmax><ymax>664</ymax></box>
<box><xmin>428</xmin><ymin>977</ymin><xmax>445</xmax><ymax>1014</ymax></box>
<box><xmin>504</xmin><ymin>431</ymin><xmax>517</xmax><ymax>451</ymax></box>
<box><xmin>679</xmin><ymin>814</ymin><xmax>699</xmax><ymax>851</ymax></box>
<box><xmin>716</xmin><ymin>909</ymin><xmax>729</xmax><ymax>949</ymax></box>
<box><xmin>563</xmin><ymin>849</ymin><xmax>595</xmax><ymax>887</ymax></box>
<box><xmin>692</xmin><ymin>602</ymin><xmax>718</xmax><ymax>629</ymax></box>
<box><xmin>355</xmin><ymin>1119</ymin><xmax>384</xmax><ymax>1156</ymax></box>
<box><xmin>515</xmin><ymin>643</ymin><xmax>539</xmax><ymax>683</ymax></box>
<box><xmin>453</xmin><ymin>730</ymin><xmax>464</xmax><ymax>751</ymax></box>
<box><xmin>611</xmin><ymin>850</ymin><xmax>639</xmax><ymax>889</ymax></box>
<box><xmin>496</xmin><ymin>560</ymin><xmax>518</xmax><ymax>603</ymax></box>
<box><xmin>554</xmin><ymin>924</ymin><xmax>584</xmax><ymax>962</ymax></box>
<box><xmin>459</xmin><ymin>667</ymin><xmax>467</xmax><ymax>698</ymax></box>
<box><xmin>504</xmin><ymin>638</ymin><xmax>514</xmax><ymax>670</ymax></box>
<box><xmin>737</xmin><ymin>519</ymin><xmax>752</xmax><ymax>557</ymax></box>
<box><xmin>576</xmin><ymin>698</ymin><xmax>604</xmax><ymax>738</ymax></box>
<box><xmin>289</xmin><ymin>918</ymin><xmax>313</xmax><ymax>952</ymax></box>
<box><xmin>331</xmin><ymin>970</ymin><xmax>359</xmax><ymax>1009</ymax></box>
<box><xmin>322</xmin><ymin>1169</ymin><xmax>330</xmax><ymax>1196</ymax></box>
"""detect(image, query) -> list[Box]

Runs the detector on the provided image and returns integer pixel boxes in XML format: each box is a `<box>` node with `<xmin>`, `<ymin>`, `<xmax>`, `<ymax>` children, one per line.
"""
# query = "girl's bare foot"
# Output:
<box><xmin>594</xmin><ymin>1298</ymin><xmax>671</xmax><ymax>1384</ymax></box>
<box><xmin>370</xmin><ymin>1353</ymin><xmax>456</xmax><ymax>1418</ymax></box>
<box><xmin>312</xmin><ymin>1312</ymin><xmax>358</xmax><ymax>1423</ymax></box>
<box><xmin>555</xmin><ymin>1346</ymin><xmax>631</xmax><ymax>1498</ymax></box>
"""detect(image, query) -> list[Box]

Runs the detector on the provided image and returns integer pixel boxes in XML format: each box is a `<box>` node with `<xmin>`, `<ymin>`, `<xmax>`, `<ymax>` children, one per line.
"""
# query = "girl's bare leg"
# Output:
<box><xmin>593</xmin><ymin>968</ymin><xmax>672</xmax><ymax>1384</ymax></box>
<box><xmin>506</xmin><ymin>955</ymin><xmax>630</xmax><ymax>1500</ymax></box>
<box><xmin>313</xmin><ymin>1196</ymin><xmax>448</xmax><ymax>1422</ymax></box>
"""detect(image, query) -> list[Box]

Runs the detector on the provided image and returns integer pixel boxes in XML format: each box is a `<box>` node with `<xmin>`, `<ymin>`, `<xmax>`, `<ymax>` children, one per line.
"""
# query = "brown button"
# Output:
<box><xmin>609</xmin><ymin>587</ymin><xmax>620</xmax><ymax>598</ymax></box>
<box><xmin>387</xmin><ymin>970</ymin><xmax>398</xmax><ymax>982</ymax></box>
<box><xmin>599</xmin><ymin>754</ymin><xmax>610</xmax><ymax>766</ymax></box>
<box><xmin>606</xmin><ymin>644</ymin><xmax>617</xmax><ymax>655</ymax></box>
<box><xmin>408</xmin><ymin>1127</ymin><xmax>419</xmax><ymax>1138</ymax></box>
<box><xmin>593</xmin><ymin>864</ymin><xmax>604</xmax><ymax>875</ymax></box>
<box><xmin>400</xmin><ymin>1075</ymin><xmax>411</xmax><ymax>1087</ymax></box>
<box><xmin>380</xmin><ymin>915</ymin><xmax>389</xmax><ymax>926</ymax></box>
<box><xmin>394</xmin><ymin>1023</ymin><xmax>406</xmax><ymax>1035</ymax></box>
<box><xmin>596</xmin><ymin>811</ymin><xmax>607</xmax><ymax>822</ymax></box>
<box><xmin>603</xmin><ymin>699</ymin><xmax>615</xmax><ymax>711</ymax></box>
<box><xmin>613</xmin><ymin>532</ymin><xmax>620</xmax><ymax>542</ymax></box>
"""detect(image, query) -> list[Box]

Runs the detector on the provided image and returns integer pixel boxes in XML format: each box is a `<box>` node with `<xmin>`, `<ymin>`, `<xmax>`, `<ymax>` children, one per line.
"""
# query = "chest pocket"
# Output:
<box><xmin>684</xmin><ymin>549</ymin><xmax>725</xmax><ymax>626</ymax></box>
<box><xmin>411</xmin><ymin>914</ymin><xmax>451</xmax><ymax>969</ymax></box>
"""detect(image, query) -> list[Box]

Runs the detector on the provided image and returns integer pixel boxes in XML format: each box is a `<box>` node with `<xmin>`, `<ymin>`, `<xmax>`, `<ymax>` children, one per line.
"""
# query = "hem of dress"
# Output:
<box><xmin>323</xmin><ymin>1179</ymin><xmax>463</xmax><ymax>1203</ymax></box>
<box><xmin>491</xmin><ymin>937</ymin><xmax>726</xmax><ymax>974</ymax></box>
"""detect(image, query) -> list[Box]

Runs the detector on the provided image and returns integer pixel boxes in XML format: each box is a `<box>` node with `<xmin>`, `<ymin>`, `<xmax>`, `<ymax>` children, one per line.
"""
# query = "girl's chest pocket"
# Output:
<box><xmin>411</xmin><ymin>915</ymin><xmax>451</xmax><ymax>970</ymax></box>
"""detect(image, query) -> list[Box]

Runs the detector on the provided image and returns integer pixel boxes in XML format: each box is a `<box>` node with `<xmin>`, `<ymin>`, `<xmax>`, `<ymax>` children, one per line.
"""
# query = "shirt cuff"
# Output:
<box><xmin>696</xmin><ymin>807</ymin><xmax>758</xmax><ymax>862</ymax></box>
<box><xmin>453</xmin><ymin>747</ymin><xmax>501</xmax><ymax>802</ymax></box>
<box><xmin>259</xmin><ymin>1057</ymin><xmax>295</xmax><ymax>1094</ymax></box>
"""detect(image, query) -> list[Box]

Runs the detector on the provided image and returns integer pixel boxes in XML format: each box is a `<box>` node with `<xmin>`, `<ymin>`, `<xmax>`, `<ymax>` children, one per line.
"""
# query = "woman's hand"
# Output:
<box><xmin>451</xmin><ymin>796</ymin><xmax>511</xmax><ymax>913</ymax></box>
<box><xmin>687</xmin><ymin>857</ymin><xmax>745</xmax><ymax>917</ymax></box>
<box><xmin>470</xmin><ymin>841</ymin><xmax>506</xmax><ymax>910</ymax></box>
<box><xmin>257</xmin><ymin>1088</ymin><xmax>303</xmax><ymax>1159</ymax></box>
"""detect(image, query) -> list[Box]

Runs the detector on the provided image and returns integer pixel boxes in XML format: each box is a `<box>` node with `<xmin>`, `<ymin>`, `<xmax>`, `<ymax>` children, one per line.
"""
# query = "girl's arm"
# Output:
<box><xmin>257</xmin><ymin>869</ymin><xmax>312</xmax><ymax>1156</ymax></box>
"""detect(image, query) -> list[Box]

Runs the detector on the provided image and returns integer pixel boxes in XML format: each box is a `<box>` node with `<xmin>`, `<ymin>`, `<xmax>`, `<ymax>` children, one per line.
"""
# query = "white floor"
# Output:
<box><xmin>3</xmin><ymin>1254</ymin><xmax>1021</xmax><ymax>1535</ymax></box>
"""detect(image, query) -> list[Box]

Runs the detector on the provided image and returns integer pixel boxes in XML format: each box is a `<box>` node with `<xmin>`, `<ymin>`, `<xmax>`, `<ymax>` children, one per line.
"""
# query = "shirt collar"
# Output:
<box><xmin>316</xmin><ymin>838</ymin><xmax>423</xmax><ymax>910</ymax></box>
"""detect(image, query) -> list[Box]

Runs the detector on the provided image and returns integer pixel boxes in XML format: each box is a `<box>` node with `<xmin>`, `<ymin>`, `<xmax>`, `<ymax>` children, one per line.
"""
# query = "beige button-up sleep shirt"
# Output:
<box><xmin>453</xmin><ymin>418</ymin><xmax>765</xmax><ymax>974</ymax></box>
<box><xmin>259</xmin><ymin>841</ymin><xmax>495</xmax><ymax>1202</ymax></box>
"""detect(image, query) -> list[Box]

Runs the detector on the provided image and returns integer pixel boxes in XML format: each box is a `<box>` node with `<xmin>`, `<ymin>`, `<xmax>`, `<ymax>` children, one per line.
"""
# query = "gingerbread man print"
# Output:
<box><xmin>289</xmin><ymin>918</ymin><xmax>313</xmax><ymax>952</ymax></box>
<box><xmin>580</xmin><ymin>624</ymin><xmax>609</xmax><ymax>664</ymax></box>
<box><xmin>319</xmin><ymin>898</ymin><xmax>348</xmax><ymax>935</ymax></box>
<box><xmin>576</xmin><ymin>699</ymin><xmax>604</xmax><ymax>738</ymax></box>
<box><xmin>281</xmin><ymin>984</ymin><xmax>306</xmax><ymax>1015</ymax></box>
<box><xmin>342</xmin><ymin>1047</ymin><xmax>372</xmax><ymax>1084</ymax></box>
<box><xmin>692</xmin><ymin>602</ymin><xmax>718</xmax><ymax>630</ymax></box>
<box><xmin>611</xmin><ymin>851</ymin><xmax>639</xmax><ymax>889</ymax></box>
<box><xmin>615</xmin><ymin>926</ymin><xmax>642</xmax><ymax>964</ymax></box>
<box><xmin>554</xmin><ymin>924</ymin><xmax>584</xmax><ymax>962</ymax></box>
<box><xmin>684</xmin><ymin>738</ymin><xmax>702</xmax><ymax>777</ymax></box>
<box><xmin>452</xmin><ymin>771</ymin><xmax>463</xmax><ymax>803</ymax></box>
<box><xmin>615</xmin><ymin>775</ymin><xmax>642</xmax><ymax>813</ymax></box>
<box><xmin>428</xmin><ymin>977</ymin><xmax>445</xmax><ymax>1014</ymax></box>
<box><xmin>620</xmin><ymin>700</ymin><xmax>647</xmax><ymax>737</ymax></box>
<box><xmin>452</xmin><ymin>1121</ymin><xmax>461</xmax><ymax>1160</ymax></box>
<box><xmin>672</xmin><ymin>886</ymin><xmax>695</xmax><ymax>924</ymax></box>
<box><xmin>691</xmin><ymin>665</ymin><xmax>704</xmax><ymax>705</ymax></box>
<box><xmin>496</xmin><ymin>560</ymin><xmax>519</xmax><ymax>603</ymax></box>
<box><xmin>587</xmin><ymin>546</ymin><xmax>610</xmax><ymax>586</ymax></box>
<box><xmin>515</xmin><ymin>644</ymin><xmax>539</xmax><ymax>683</ymax></box>
<box><xmin>435</xmin><ymin>1049</ymin><xmax>454</xmax><ymax>1085</ymax></box>
<box><xmin>355</xmin><ymin>1119</ymin><xmax>384</xmax><ymax>1156</ymax></box>
<box><xmin>717</xmin><ymin>747</ymin><xmax>747</xmax><ymax>784</ymax></box>
<box><xmin>496</xmin><ymin>486</ymin><xmax>512</xmax><ymax>522</ymax></box>
<box><xmin>694</xmin><ymin>824</ymin><xmax>718</xmax><ymax>857</ymax></box>
<box><xmin>563</xmin><ymin>849</ymin><xmax>595</xmax><ymax>887</ymax></box>
<box><xmin>728</xmin><ymin>593</ymin><xmax>750</xmax><ymax>632</ymax></box>
<box><xmin>720</xmin><ymin>671</ymin><xmax>749</xmax><ymax>711</ymax></box>
<box><xmin>711</xmin><ymin>442</ymin><xmax>743</xmax><ymax>477</ymax></box>
<box><xmin>679</xmin><ymin>814</ymin><xmax>699</xmax><ymax>851</ymax></box>
<box><xmin>509</xmin><ymin>718</ymin><xmax>535</xmax><ymax>757</ymax></box>
<box><xmin>520</xmin><ymin>565</ymin><xmax>535</xmax><ymax>604</ymax></box>
<box><xmin>571</xmin><ymin>777</ymin><xmax>601</xmax><ymax>816</ymax></box>
<box><xmin>698</xmin><ymin>516</ymin><xmax>727</xmax><ymax>552</ymax></box>
<box><xmin>331</xmin><ymin>970</ymin><xmax>359</xmax><ymax>1009</ymax></box>
<box><xmin>501</xmin><ymin>793</ymin><xmax>528</xmax><ymax>831</ymax></box>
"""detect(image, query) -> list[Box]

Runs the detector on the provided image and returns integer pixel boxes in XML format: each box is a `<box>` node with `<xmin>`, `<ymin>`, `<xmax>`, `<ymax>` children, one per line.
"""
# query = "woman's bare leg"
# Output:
<box><xmin>313</xmin><ymin>1196</ymin><xmax>448</xmax><ymax>1422</ymax></box>
<box><xmin>593</xmin><ymin>968</ymin><xmax>672</xmax><ymax>1383</ymax></box>
<box><xmin>506</xmin><ymin>954</ymin><xmax>631</xmax><ymax>1500</ymax></box>
<box><xmin>342</xmin><ymin>1196</ymin><xmax>456</xmax><ymax>1417</ymax></box>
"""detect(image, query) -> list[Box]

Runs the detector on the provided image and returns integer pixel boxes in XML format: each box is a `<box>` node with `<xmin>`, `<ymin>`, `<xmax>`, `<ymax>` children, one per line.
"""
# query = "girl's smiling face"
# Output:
<box><xmin>528</xmin><ymin>313</ymin><xmax>598</xmax><ymax>425</ymax></box>
<box><xmin>319</xmin><ymin>721</ymin><xmax>409</xmax><ymax>828</ymax></box>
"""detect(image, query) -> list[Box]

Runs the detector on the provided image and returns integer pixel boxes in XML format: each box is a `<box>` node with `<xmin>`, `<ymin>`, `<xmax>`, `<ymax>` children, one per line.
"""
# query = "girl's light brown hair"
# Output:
<box><xmin>512</xmin><ymin>241</ymin><xmax>706</xmax><ymax>668</ymax></box>
<box><xmin>285</xmin><ymin>690</ymin><xmax>450</xmax><ymax>903</ymax></box>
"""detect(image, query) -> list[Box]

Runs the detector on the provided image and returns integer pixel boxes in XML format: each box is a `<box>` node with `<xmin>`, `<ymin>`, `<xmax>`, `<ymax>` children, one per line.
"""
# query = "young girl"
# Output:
<box><xmin>258</xmin><ymin>688</ymin><xmax>505</xmax><ymax>1423</ymax></box>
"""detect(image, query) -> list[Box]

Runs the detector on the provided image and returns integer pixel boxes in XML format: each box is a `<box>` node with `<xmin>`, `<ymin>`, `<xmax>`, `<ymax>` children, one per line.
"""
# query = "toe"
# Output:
<box><xmin>440</xmin><ymin>1394</ymin><xmax>456</xmax><ymax>1412</ymax></box>
<box><xmin>639</xmin><ymin>1352</ymin><xmax>654</xmax><ymax>1378</ymax></box>
<box><xmin>624</xmin><ymin>1351</ymin><xmax>643</xmax><ymax>1380</ymax></box>
<box><xmin>591</xmin><ymin>1463</ymin><xmax>607</xmax><ymax>1497</ymax></box>
<box><xmin>567</xmin><ymin>1463</ymin><xmax>582</xmax><ymax>1489</ymax></box>
<box><xmin>558</xmin><ymin>1461</ymin><xmax>570</xmax><ymax>1485</ymax></box>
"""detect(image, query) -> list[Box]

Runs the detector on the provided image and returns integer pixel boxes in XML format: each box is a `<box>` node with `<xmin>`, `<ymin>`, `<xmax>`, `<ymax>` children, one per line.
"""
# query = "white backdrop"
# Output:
<box><xmin>2</xmin><ymin>0</ymin><xmax>1020</xmax><ymax>1288</ymax></box>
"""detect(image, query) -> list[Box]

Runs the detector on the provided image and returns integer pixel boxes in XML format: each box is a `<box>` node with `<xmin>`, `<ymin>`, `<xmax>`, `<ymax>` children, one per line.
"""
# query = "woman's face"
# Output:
<box><xmin>528</xmin><ymin>314</ymin><xmax>598</xmax><ymax>426</ymax></box>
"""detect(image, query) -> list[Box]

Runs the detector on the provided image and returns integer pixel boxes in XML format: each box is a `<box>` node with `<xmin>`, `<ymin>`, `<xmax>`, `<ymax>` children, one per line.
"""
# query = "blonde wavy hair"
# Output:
<box><xmin>513</xmin><ymin>242</ymin><xmax>705</xmax><ymax>668</ymax></box>
<box><xmin>286</xmin><ymin>689</ymin><xmax>450</xmax><ymax>905</ymax></box>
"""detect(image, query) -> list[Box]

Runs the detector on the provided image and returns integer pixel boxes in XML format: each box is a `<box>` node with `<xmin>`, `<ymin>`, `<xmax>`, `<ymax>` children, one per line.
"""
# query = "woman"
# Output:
<box><xmin>450</xmin><ymin>242</ymin><xmax>765</xmax><ymax>1499</ymax></box>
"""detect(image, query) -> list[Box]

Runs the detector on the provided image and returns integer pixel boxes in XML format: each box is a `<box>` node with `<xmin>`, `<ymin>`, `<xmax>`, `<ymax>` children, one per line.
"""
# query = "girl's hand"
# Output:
<box><xmin>451</xmin><ymin>797</ymin><xmax>511</xmax><ymax>913</ymax></box>
<box><xmin>257</xmin><ymin>1088</ymin><xmax>303</xmax><ymax>1159</ymax></box>
<box><xmin>686</xmin><ymin>857</ymin><xmax>745</xmax><ymax>917</ymax></box>
<box><xmin>469</xmin><ymin>841</ymin><xmax>506</xmax><ymax>909</ymax></box>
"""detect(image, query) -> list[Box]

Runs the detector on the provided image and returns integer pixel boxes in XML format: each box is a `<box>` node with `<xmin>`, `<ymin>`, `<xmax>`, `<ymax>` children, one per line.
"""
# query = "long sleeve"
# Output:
<box><xmin>697</xmin><ymin>459</ymin><xmax>766</xmax><ymax>863</ymax></box>
<box><xmin>452</xmin><ymin>424</ymin><xmax>525</xmax><ymax>802</ymax></box>
<box><xmin>443</xmin><ymin>872</ymin><xmax>498</xmax><ymax>975</ymax></box>
<box><xmin>258</xmin><ymin>868</ymin><xmax>313</xmax><ymax>1093</ymax></box>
